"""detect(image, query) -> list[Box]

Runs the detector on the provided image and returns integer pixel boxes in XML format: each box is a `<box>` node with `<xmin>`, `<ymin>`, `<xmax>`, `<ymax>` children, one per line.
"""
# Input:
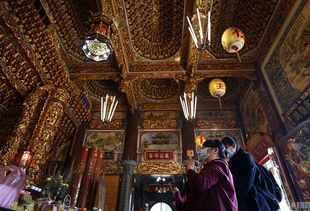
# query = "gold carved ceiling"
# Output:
<box><xmin>0</xmin><ymin>0</ymin><xmax>295</xmax><ymax>112</ymax></box>
<box><xmin>125</xmin><ymin>0</ymin><xmax>184</xmax><ymax>60</ymax></box>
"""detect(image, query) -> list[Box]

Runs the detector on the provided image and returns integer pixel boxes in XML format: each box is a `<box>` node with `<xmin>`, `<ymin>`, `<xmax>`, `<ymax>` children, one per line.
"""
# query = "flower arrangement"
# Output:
<box><xmin>43</xmin><ymin>175</ymin><xmax>69</xmax><ymax>201</ymax></box>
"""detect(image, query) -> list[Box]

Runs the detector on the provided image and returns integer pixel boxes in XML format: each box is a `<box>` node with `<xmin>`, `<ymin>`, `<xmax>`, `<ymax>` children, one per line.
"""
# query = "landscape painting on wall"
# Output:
<box><xmin>138</xmin><ymin>129</ymin><xmax>181</xmax><ymax>152</ymax></box>
<box><xmin>263</xmin><ymin>1</ymin><xmax>310</xmax><ymax>114</ymax></box>
<box><xmin>84</xmin><ymin>130</ymin><xmax>125</xmax><ymax>153</ymax></box>
<box><xmin>240</xmin><ymin>88</ymin><xmax>271</xmax><ymax>137</ymax></box>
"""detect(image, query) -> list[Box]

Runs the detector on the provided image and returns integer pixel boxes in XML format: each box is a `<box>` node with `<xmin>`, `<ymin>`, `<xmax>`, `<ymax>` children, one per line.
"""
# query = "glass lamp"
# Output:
<box><xmin>82</xmin><ymin>15</ymin><xmax>114</xmax><ymax>61</ymax></box>
<box><xmin>81</xmin><ymin>33</ymin><xmax>112</xmax><ymax>61</ymax></box>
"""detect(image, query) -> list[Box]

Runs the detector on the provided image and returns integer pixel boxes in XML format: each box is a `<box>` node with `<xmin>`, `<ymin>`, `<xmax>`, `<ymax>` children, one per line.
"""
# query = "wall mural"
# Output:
<box><xmin>240</xmin><ymin>88</ymin><xmax>271</xmax><ymax>137</ymax></box>
<box><xmin>240</xmin><ymin>87</ymin><xmax>274</xmax><ymax>159</ymax></box>
<box><xmin>137</xmin><ymin>129</ymin><xmax>181</xmax><ymax>153</ymax></box>
<box><xmin>84</xmin><ymin>130</ymin><xmax>125</xmax><ymax>153</ymax></box>
<box><xmin>264</xmin><ymin>1</ymin><xmax>310</xmax><ymax>125</ymax></box>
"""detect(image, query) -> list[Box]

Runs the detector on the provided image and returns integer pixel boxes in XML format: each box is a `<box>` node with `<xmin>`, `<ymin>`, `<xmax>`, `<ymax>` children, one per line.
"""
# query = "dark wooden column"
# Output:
<box><xmin>118</xmin><ymin>109</ymin><xmax>139</xmax><ymax>211</ymax></box>
<box><xmin>235</xmin><ymin>103</ymin><xmax>248</xmax><ymax>142</ymax></box>
<box><xmin>65</xmin><ymin>122</ymin><xmax>90</xmax><ymax>173</ymax></box>
<box><xmin>181</xmin><ymin>119</ymin><xmax>197</xmax><ymax>160</ymax></box>
<box><xmin>122</xmin><ymin>109</ymin><xmax>140</xmax><ymax>161</ymax></box>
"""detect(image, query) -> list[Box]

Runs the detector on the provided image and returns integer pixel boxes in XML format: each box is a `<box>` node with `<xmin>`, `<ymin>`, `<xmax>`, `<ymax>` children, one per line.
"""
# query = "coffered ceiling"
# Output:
<box><xmin>1</xmin><ymin>0</ymin><xmax>294</xmax><ymax>112</ymax></box>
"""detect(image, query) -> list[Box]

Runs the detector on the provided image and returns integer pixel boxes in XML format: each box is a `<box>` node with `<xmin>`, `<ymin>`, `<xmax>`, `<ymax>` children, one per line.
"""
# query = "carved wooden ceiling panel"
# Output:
<box><xmin>206</xmin><ymin>0</ymin><xmax>278</xmax><ymax>58</ymax></box>
<box><xmin>0</xmin><ymin>0</ymin><xmax>294</xmax><ymax>112</ymax></box>
<box><xmin>84</xmin><ymin>80</ymin><xmax>120</xmax><ymax>97</ymax></box>
<box><xmin>124</xmin><ymin>0</ymin><xmax>184</xmax><ymax>60</ymax></box>
<box><xmin>140</xmin><ymin>78</ymin><xmax>179</xmax><ymax>100</ymax></box>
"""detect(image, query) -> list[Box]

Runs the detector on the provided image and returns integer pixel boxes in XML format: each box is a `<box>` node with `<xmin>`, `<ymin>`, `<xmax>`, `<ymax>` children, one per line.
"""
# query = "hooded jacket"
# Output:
<box><xmin>228</xmin><ymin>148</ymin><xmax>271</xmax><ymax>211</ymax></box>
<box><xmin>176</xmin><ymin>159</ymin><xmax>238</xmax><ymax>211</ymax></box>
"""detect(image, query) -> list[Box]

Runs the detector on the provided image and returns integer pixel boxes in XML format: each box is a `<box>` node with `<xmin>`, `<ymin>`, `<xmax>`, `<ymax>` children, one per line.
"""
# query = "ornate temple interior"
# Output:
<box><xmin>0</xmin><ymin>0</ymin><xmax>309</xmax><ymax>210</ymax></box>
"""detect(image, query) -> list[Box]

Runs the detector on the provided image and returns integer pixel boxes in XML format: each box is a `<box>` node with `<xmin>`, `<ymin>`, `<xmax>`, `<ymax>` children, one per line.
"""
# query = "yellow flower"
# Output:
<box><xmin>46</xmin><ymin>177</ymin><xmax>52</xmax><ymax>181</ymax></box>
<box><xmin>61</xmin><ymin>183</ymin><xmax>69</xmax><ymax>187</ymax></box>
<box><xmin>59</xmin><ymin>175</ymin><xmax>63</xmax><ymax>179</ymax></box>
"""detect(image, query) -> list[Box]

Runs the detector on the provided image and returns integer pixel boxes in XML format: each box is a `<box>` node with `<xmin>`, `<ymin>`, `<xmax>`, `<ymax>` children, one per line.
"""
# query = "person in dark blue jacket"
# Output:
<box><xmin>222</xmin><ymin>136</ymin><xmax>272</xmax><ymax>211</ymax></box>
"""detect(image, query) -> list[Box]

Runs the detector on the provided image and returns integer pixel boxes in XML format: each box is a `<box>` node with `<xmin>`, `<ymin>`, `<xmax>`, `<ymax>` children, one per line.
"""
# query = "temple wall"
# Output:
<box><xmin>258</xmin><ymin>0</ymin><xmax>310</xmax><ymax>201</ymax></box>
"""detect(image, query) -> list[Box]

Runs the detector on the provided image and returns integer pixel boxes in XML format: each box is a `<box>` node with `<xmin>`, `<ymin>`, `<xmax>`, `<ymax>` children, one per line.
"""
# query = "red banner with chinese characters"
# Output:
<box><xmin>144</xmin><ymin>151</ymin><xmax>174</xmax><ymax>160</ymax></box>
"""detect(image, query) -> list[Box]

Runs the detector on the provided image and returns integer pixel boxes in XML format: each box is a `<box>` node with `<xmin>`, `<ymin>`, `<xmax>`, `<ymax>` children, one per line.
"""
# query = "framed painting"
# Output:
<box><xmin>137</xmin><ymin>129</ymin><xmax>182</xmax><ymax>153</ymax></box>
<box><xmin>83</xmin><ymin>130</ymin><xmax>125</xmax><ymax>153</ymax></box>
<box><xmin>194</xmin><ymin>129</ymin><xmax>244</xmax><ymax>154</ymax></box>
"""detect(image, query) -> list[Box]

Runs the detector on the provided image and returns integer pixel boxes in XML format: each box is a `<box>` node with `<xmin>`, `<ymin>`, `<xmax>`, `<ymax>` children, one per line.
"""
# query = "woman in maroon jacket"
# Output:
<box><xmin>174</xmin><ymin>139</ymin><xmax>238</xmax><ymax>211</ymax></box>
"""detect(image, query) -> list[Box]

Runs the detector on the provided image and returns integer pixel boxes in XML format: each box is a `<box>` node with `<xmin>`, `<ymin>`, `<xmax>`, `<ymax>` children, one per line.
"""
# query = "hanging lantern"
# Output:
<box><xmin>209</xmin><ymin>78</ymin><xmax>226</xmax><ymax>109</ymax></box>
<box><xmin>221</xmin><ymin>27</ymin><xmax>245</xmax><ymax>62</ymax></box>
<box><xmin>195</xmin><ymin>135</ymin><xmax>206</xmax><ymax>148</ymax></box>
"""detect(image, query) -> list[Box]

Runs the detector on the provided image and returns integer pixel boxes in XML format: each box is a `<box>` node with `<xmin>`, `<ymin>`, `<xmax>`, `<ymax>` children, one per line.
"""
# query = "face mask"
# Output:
<box><xmin>226</xmin><ymin>149</ymin><xmax>234</xmax><ymax>158</ymax></box>
<box><xmin>200</xmin><ymin>147</ymin><xmax>210</xmax><ymax>161</ymax></box>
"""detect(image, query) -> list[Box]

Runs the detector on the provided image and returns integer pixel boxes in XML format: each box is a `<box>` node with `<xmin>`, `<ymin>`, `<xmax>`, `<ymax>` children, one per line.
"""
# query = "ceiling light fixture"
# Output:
<box><xmin>186</xmin><ymin>1</ymin><xmax>213</xmax><ymax>53</ymax></box>
<box><xmin>81</xmin><ymin>13</ymin><xmax>115</xmax><ymax>61</ymax></box>
<box><xmin>179</xmin><ymin>92</ymin><xmax>197</xmax><ymax>120</ymax></box>
<box><xmin>101</xmin><ymin>94</ymin><xmax>118</xmax><ymax>122</ymax></box>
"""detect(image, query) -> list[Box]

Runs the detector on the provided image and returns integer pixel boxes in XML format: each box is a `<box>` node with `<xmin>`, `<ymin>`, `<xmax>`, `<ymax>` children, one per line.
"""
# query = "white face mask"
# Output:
<box><xmin>200</xmin><ymin>147</ymin><xmax>210</xmax><ymax>161</ymax></box>
<box><xmin>226</xmin><ymin>146</ymin><xmax>236</xmax><ymax>158</ymax></box>
<box><xmin>226</xmin><ymin>149</ymin><xmax>234</xmax><ymax>158</ymax></box>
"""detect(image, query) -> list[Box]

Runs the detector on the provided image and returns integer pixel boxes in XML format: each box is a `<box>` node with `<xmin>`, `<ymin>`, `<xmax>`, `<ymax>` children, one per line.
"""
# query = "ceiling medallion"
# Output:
<box><xmin>81</xmin><ymin>13</ymin><xmax>116</xmax><ymax>61</ymax></box>
<box><xmin>82</xmin><ymin>34</ymin><xmax>112</xmax><ymax>61</ymax></box>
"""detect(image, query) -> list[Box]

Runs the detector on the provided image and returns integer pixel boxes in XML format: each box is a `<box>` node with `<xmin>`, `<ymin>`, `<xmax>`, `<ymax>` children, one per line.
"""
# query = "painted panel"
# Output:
<box><xmin>84</xmin><ymin>130</ymin><xmax>125</xmax><ymax>153</ymax></box>
<box><xmin>240</xmin><ymin>88</ymin><xmax>271</xmax><ymax>137</ymax></box>
<box><xmin>137</xmin><ymin>129</ymin><xmax>182</xmax><ymax>153</ymax></box>
<box><xmin>263</xmin><ymin>1</ymin><xmax>310</xmax><ymax>121</ymax></box>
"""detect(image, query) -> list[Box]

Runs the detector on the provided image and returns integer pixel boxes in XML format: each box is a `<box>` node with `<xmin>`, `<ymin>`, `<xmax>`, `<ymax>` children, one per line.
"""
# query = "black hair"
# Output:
<box><xmin>221</xmin><ymin>136</ymin><xmax>240</xmax><ymax>151</ymax></box>
<box><xmin>202</xmin><ymin>139</ymin><xmax>227</xmax><ymax>159</ymax></box>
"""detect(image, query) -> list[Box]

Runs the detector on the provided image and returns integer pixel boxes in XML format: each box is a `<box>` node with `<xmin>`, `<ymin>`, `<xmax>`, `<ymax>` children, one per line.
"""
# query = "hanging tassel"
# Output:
<box><xmin>236</xmin><ymin>51</ymin><xmax>241</xmax><ymax>63</ymax></box>
<box><xmin>218</xmin><ymin>97</ymin><xmax>222</xmax><ymax>109</ymax></box>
